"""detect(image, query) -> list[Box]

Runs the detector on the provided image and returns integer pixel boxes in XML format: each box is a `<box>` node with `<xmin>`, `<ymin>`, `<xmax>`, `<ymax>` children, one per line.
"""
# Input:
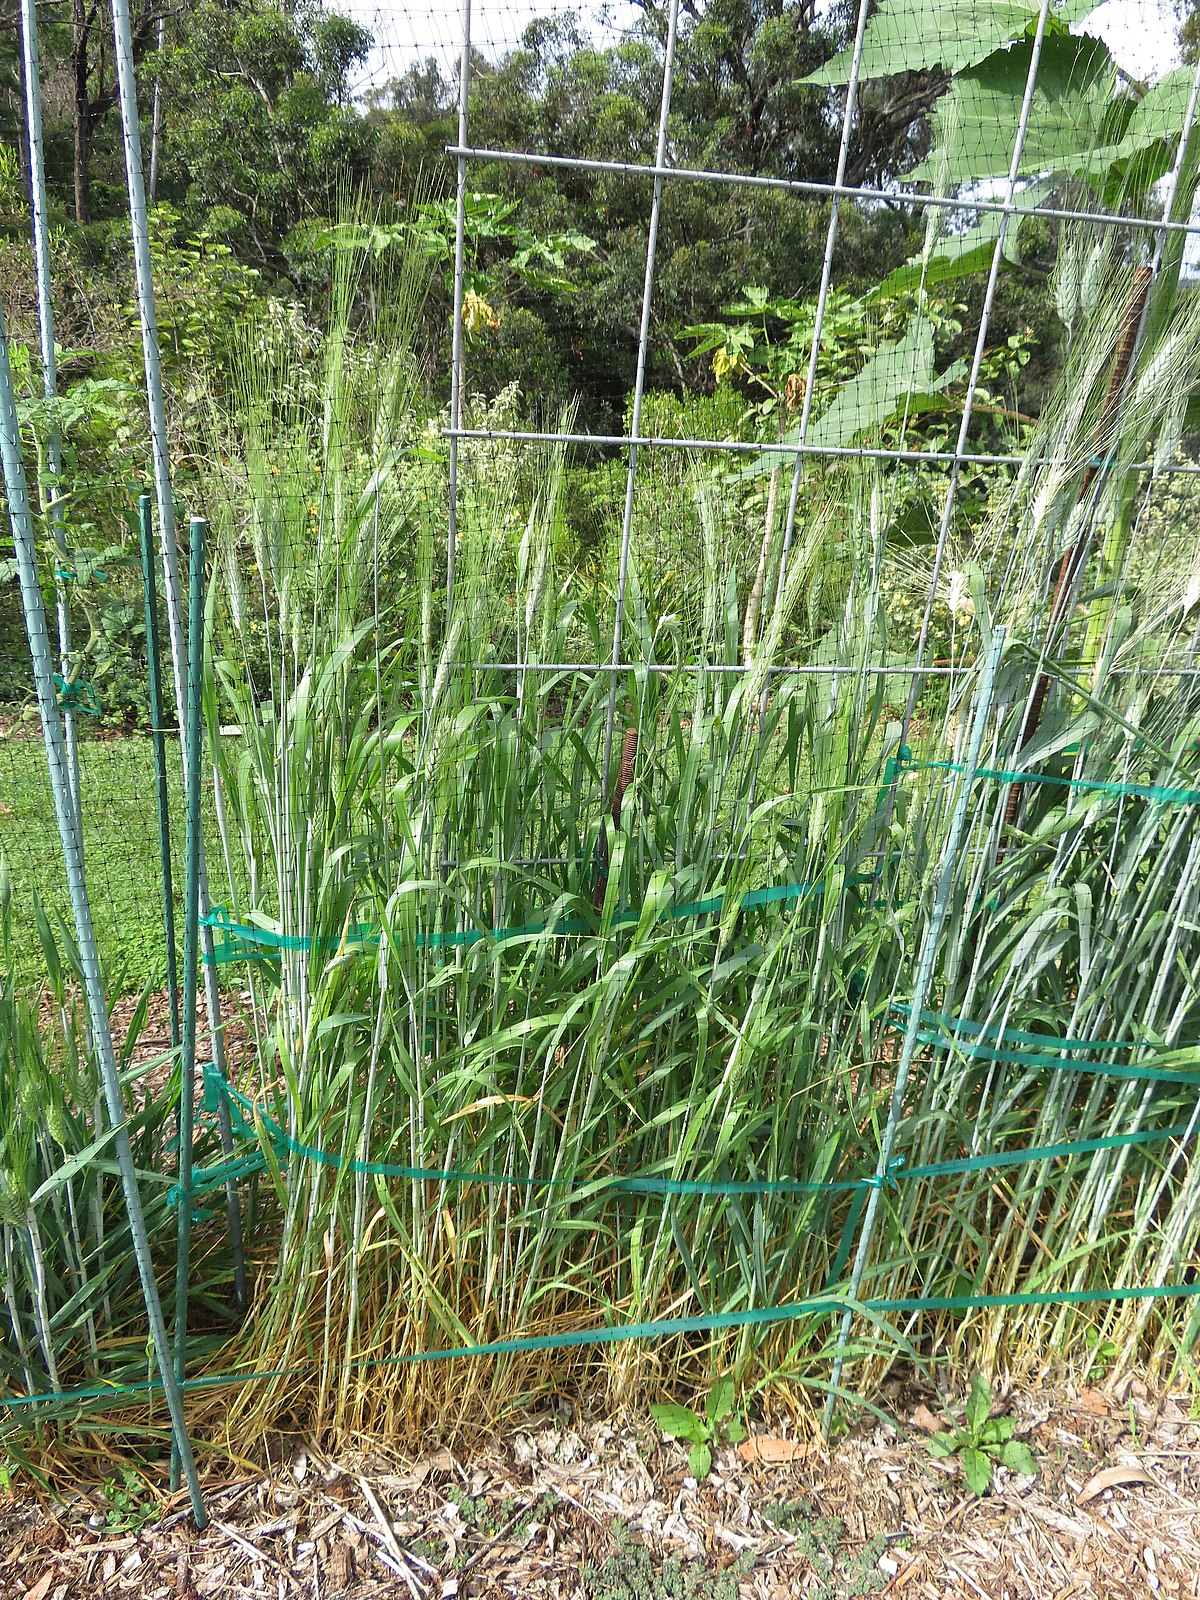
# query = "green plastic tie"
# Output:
<box><xmin>5</xmin><ymin>1280</ymin><xmax>1200</xmax><ymax>1415</ymax></box>
<box><xmin>199</xmin><ymin>875</ymin><xmax>882</xmax><ymax>967</ymax></box>
<box><xmin>910</xmin><ymin>759</ymin><xmax>1200</xmax><ymax>807</ymax></box>
<box><xmin>53</xmin><ymin>674</ymin><xmax>101</xmax><ymax>717</ymax></box>
<box><xmin>892</xmin><ymin>1005</ymin><xmax>1199</xmax><ymax>1087</ymax></box>
<box><xmin>204</xmin><ymin>1062</ymin><xmax>1194</xmax><ymax>1199</ymax></box>
<box><xmin>865</xmin><ymin>1156</ymin><xmax>906</xmax><ymax>1191</ymax></box>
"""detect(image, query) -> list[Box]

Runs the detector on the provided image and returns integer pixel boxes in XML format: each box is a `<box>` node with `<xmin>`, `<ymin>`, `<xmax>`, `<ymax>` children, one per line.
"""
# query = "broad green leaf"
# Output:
<box><xmin>909</xmin><ymin>35</ymin><xmax>1119</xmax><ymax>186</ymax></box>
<box><xmin>809</xmin><ymin>316</ymin><xmax>934</xmax><ymax>450</ymax></box>
<box><xmin>966</xmin><ymin>1373</ymin><xmax>992</xmax><ymax>1435</ymax></box>
<box><xmin>688</xmin><ymin>1441</ymin><xmax>713</xmax><ymax>1481</ymax></box>
<box><xmin>706</xmin><ymin>1376</ymin><xmax>735</xmax><ymax>1424</ymax></box>
<box><xmin>1001</xmin><ymin>1440</ymin><xmax>1039</xmax><ymax>1476</ymax></box>
<box><xmin>650</xmin><ymin>1403</ymin><xmax>707</xmax><ymax>1443</ymax></box>
<box><xmin>804</xmin><ymin>0</ymin><xmax>1099</xmax><ymax>85</ymax></box>
<box><xmin>725</xmin><ymin>1419</ymin><xmax>747</xmax><ymax>1444</ymax></box>
<box><xmin>1073</xmin><ymin>66</ymin><xmax>1198</xmax><ymax>174</ymax></box>
<box><xmin>980</xmin><ymin>1416</ymin><xmax>1015</xmax><ymax>1444</ymax></box>
<box><xmin>925</xmin><ymin>1432</ymin><xmax>960</xmax><ymax>1457</ymax></box>
<box><xmin>875</xmin><ymin>182</ymin><xmax>1050</xmax><ymax>298</ymax></box>
<box><xmin>962</xmin><ymin>1446</ymin><xmax>993</xmax><ymax>1496</ymax></box>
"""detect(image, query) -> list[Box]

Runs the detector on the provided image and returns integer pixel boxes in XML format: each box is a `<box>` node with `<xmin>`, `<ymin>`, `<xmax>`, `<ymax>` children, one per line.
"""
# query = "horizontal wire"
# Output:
<box><xmin>445</xmin><ymin>659</ymin><xmax>972</xmax><ymax>676</ymax></box>
<box><xmin>428</xmin><ymin>660</ymin><xmax>1200</xmax><ymax>678</ymax></box>
<box><xmin>445</xmin><ymin>425</ymin><xmax>1200</xmax><ymax>477</ymax></box>
<box><xmin>447</xmin><ymin>144</ymin><xmax>1200</xmax><ymax>240</ymax></box>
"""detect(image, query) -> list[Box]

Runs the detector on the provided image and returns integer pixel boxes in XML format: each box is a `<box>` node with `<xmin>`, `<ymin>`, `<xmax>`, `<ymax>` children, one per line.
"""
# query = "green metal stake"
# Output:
<box><xmin>139</xmin><ymin>494</ymin><xmax>180</xmax><ymax>1055</ymax></box>
<box><xmin>171</xmin><ymin>515</ymin><xmax>205</xmax><ymax>1494</ymax></box>
<box><xmin>0</xmin><ymin>299</ymin><xmax>207</xmax><ymax>1527</ymax></box>
<box><xmin>822</xmin><ymin>628</ymin><xmax>1006</xmax><ymax>1436</ymax></box>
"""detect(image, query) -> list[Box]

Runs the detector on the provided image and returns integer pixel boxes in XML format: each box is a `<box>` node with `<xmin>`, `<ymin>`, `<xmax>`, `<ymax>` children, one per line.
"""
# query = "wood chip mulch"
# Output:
<box><xmin>0</xmin><ymin>1378</ymin><xmax>1198</xmax><ymax>1598</ymax></box>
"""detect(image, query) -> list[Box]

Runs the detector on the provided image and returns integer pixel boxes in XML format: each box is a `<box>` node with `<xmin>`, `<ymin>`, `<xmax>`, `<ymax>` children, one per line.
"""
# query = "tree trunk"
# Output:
<box><xmin>72</xmin><ymin>0</ymin><xmax>92</xmax><ymax>224</ymax></box>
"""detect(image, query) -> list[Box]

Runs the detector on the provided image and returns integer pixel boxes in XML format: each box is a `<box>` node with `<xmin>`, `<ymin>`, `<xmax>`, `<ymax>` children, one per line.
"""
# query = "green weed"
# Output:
<box><xmin>581</xmin><ymin>1522</ymin><xmax>751</xmax><ymax>1600</ymax></box>
<box><xmin>924</xmin><ymin>1375</ymin><xmax>1038</xmax><ymax>1496</ymax></box>
<box><xmin>650</xmin><ymin>1377</ymin><xmax>747</xmax><ymax>1481</ymax></box>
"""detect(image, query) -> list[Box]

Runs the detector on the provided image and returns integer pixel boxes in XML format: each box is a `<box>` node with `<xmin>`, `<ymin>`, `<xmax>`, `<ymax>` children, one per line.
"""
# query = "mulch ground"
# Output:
<box><xmin>1</xmin><ymin>1378</ymin><xmax>1198</xmax><ymax>1598</ymax></box>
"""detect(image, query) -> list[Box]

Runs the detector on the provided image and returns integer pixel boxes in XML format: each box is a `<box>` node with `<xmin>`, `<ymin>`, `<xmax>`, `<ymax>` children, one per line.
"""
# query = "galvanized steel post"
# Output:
<box><xmin>109</xmin><ymin>0</ymin><xmax>247</xmax><ymax>1307</ymax></box>
<box><xmin>0</xmin><ymin>304</ymin><xmax>207</xmax><ymax>1527</ymax></box>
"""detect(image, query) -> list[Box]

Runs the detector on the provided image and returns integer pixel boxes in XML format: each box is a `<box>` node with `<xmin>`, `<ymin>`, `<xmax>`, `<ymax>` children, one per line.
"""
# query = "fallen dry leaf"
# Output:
<box><xmin>911</xmin><ymin>1405</ymin><xmax>948</xmax><ymax>1435</ymax></box>
<box><xmin>737</xmin><ymin>1436</ymin><xmax>809</xmax><ymax>1464</ymax></box>
<box><xmin>23</xmin><ymin>1573</ymin><xmax>55</xmax><ymax>1600</ymax></box>
<box><xmin>1076</xmin><ymin>1464</ymin><xmax>1158</xmax><ymax>1504</ymax></box>
<box><xmin>1078</xmin><ymin>1389</ymin><xmax>1109</xmax><ymax>1417</ymax></box>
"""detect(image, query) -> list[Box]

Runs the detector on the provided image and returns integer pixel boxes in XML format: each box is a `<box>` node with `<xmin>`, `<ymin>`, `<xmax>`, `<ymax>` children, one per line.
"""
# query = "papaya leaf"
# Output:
<box><xmin>875</xmin><ymin>183</ymin><xmax>1050</xmax><ymax>299</ymax></box>
<box><xmin>909</xmin><ymin>35</ymin><xmax>1120</xmax><ymax>187</ymax></box>
<box><xmin>804</xmin><ymin>0</ymin><xmax>1099</xmax><ymax>85</ymax></box>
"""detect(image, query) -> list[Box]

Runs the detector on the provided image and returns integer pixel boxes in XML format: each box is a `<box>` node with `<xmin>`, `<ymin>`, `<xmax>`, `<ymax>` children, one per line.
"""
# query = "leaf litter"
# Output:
<box><xmin>1</xmin><ymin>1382</ymin><xmax>1199</xmax><ymax>1598</ymax></box>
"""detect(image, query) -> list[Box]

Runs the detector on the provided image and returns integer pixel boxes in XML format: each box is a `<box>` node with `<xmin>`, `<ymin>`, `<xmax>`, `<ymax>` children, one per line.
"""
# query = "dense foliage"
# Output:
<box><xmin>3</xmin><ymin>0</ymin><xmax>1200</xmax><ymax>1471</ymax></box>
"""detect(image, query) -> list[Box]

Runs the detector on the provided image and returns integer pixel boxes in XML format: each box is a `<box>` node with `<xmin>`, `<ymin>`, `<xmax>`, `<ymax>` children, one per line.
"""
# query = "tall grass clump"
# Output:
<box><xmin>174</xmin><ymin>220</ymin><xmax>1200</xmax><ymax>1449</ymax></box>
<box><xmin>6</xmin><ymin>212</ymin><xmax>1200</xmax><ymax>1460</ymax></box>
<box><xmin>0</xmin><ymin>863</ymin><xmax>239</xmax><ymax>1459</ymax></box>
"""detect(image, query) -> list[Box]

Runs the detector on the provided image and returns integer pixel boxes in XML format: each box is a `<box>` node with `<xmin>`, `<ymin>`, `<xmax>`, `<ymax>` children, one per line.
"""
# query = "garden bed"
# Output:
<box><xmin>1</xmin><ymin>1381</ymin><xmax>1197</xmax><ymax>1599</ymax></box>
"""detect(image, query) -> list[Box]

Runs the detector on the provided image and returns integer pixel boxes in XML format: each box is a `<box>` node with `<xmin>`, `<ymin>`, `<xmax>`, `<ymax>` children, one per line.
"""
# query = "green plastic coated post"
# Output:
<box><xmin>171</xmin><ymin>516</ymin><xmax>205</xmax><ymax>1494</ymax></box>
<box><xmin>139</xmin><ymin>495</ymin><xmax>180</xmax><ymax>1055</ymax></box>
<box><xmin>0</xmin><ymin>302</ymin><xmax>207</xmax><ymax>1527</ymax></box>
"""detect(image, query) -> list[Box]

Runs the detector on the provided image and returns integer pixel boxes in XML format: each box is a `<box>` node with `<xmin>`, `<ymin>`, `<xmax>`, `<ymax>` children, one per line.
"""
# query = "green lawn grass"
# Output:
<box><xmin>0</xmin><ymin>729</ymin><xmax>242</xmax><ymax>993</ymax></box>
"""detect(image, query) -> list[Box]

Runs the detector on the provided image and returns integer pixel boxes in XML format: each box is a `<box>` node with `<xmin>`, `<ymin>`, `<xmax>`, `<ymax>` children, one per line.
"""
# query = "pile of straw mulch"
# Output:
<box><xmin>1</xmin><ymin>1378</ymin><xmax>1197</xmax><ymax>1598</ymax></box>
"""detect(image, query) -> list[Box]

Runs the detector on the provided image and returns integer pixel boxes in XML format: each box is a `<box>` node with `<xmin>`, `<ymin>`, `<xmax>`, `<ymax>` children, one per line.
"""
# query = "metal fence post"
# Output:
<box><xmin>0</xmin><ymin>302</ymin><xmax>207</xmax><ymax>1528</ymax></box>
<box><xmin>171</xmin><ymin>517</ymin><xmax>206</xmax><ymax>1494</ymax></box>
<box><xmin>109</xmin><ymin>0</ymin><xmax>247</xmax><ymax>1308</ymax></box>
<box><xmin>19</xmin><ymin>0</ymin><xmax>81</xmax><ymax>841</ymax></box>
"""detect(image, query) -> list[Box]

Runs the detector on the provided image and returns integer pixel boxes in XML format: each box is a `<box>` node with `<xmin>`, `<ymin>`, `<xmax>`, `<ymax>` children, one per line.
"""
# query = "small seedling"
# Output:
<box><xmin>1084</xmin><ymin>1327</ymin><xmax>1119</xmax><ymax>1378</ymax></box>
<box><xmin>924</xmin><ymin>1374</ymin><xmax>1037</xmax><ymax>1496</ymax></box>
<box><xmin>650</xmin><ymin>1377</ymin><xmax>746</xmax><ymax>1481</ymax></box>
<box><xmin>99</xmin><ymin>1467</ymin><xmax>160</xmax><ymax>1533</ymax></box>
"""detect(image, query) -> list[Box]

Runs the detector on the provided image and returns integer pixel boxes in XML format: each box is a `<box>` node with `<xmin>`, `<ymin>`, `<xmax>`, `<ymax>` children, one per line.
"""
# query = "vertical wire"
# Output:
<box><xmin>19</xmin><ymin>0</ymin><xmax>81</xmax><ymax>843</ymax></box>
<box><xmin>770</xmin><ymin>0</ymin><xmax>874</xmax><ymax>607</ymax></box>
<box><xmin>109</xmin><ymin>0</ymin><xmax>247</xmax><ymax>1308</ymax></box>
<box><xmin>139</xmin><ymin>495</ymin><xmax>180</xmax><ymax>1056</ymax></box>
<box><xmin>445</xmin><ymin>0</ymin><xmax>473</xmax><ymax>615</ymax></box>
<box><xmin>742</xmin><ymin>0</ymin><xmax>873</xmax><ymax>819</ymax></box>
<box><xmin>601</xmin><ymin>0</ymin><xmax>682</xmax><ymax>808</ymax></box>
<box><xmin>149</xmin><ymin>14</ymin><xmax>165</xmax><ymax>202</ymax></box>
<box><xmin>1049</xmin><ymin>52</ymin><xmax>1200</xmax><ymax>637</ymax></box>
<box><xmin>822</xmin><ymin>629</ymin><xmax>1005</xmax><ymax>1433</ymax></box>
<box><xmin>0</xmin><ymin>305</ymin><xmax>207</xmax><ymax>1528</ymax></box>
<box><xmin>885</xmin><ymin>0</ymin><xmax>1056</xmax><ymax>781</ymax></box>
<box><xmin>170</xmin><ymin>517</ymin><xmax>206</xmax><ymax>1495</ymax></box>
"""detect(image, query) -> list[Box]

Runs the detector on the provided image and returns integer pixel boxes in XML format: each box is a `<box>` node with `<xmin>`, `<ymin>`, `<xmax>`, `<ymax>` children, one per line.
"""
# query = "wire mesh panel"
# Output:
<box><xmin>5</xmin><ymin>0</ymin><xmax>1200</xmax><ymax>1464</ymax></box>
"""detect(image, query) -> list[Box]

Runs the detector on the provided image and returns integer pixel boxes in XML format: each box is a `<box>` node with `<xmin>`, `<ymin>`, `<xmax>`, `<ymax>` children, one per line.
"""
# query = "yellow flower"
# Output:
<box><xmin>712</xmin><ymin>345</ymin><xmax>738</xmax><ymax>383</ymax></box>
<box><xmin>463</xmin><ymin>290</ymin><xmax>499</xmax><ymax>337</ymax></box>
